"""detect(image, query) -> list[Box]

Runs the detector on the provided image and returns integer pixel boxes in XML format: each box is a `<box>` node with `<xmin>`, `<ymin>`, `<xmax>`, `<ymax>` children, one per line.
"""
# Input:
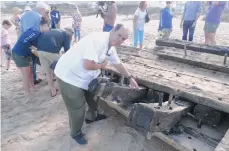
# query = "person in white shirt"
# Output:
<box><xmin>133</xmin><ymin>1</ymin><xmax>147</xmax><ymax>49</ymax></box>
<box><xmin>54</xmin><ymin>24</ymin><xmax>139</xmax><ymax>145</ymax></box>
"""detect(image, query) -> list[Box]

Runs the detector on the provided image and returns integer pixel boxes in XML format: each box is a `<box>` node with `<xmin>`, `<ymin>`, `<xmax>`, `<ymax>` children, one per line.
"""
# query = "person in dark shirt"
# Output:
<box><xmin>50</xmin><ymin>5</ymin><xmax>61</xmax><ymax>29</ymax></box>
<box><xmin>12</xmin><ymin>17</ymin><xmax>49</xmax><ymax>96</ymax></box>
<box><xmin>37</xmin><ymin>28</ymin><xmax>73</xmax><ymax>97</ymax></box>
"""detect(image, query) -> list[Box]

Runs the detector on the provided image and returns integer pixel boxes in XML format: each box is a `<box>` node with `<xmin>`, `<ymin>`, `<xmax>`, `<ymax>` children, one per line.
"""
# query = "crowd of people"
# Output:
<box><xmin>0</xmin><ymin>1</ymin><xmax>227</xmax><ymax>145</ymax></box>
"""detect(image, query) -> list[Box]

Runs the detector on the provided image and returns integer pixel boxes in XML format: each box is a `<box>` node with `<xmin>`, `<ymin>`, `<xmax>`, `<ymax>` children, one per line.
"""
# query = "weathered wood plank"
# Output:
<box><xmin>156</xmin><ymin>39</ymin><xmax>229</xmax><ymax>56</ymax></box>
<box><xmin>215</xmin><ymin>129</ymin><xmax>229</xmax><ymax>151</ymax></box>
<box><xmin>155</xmin><ymin>47</ymin><xmax>229</xmax><ymax>74</ymax></box>
<box><xmin>104</xmin><ymin>45</ymin><xmax>229</xmax><ymax>113</ymax></box>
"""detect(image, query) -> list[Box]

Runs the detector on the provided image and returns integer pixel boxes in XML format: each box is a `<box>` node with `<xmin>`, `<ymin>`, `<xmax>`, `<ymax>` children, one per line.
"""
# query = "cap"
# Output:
<box><xmin>36</xmin><ymin>1</ymin><xmax>50</xmax><ymax>11</ymax></box>
<box><xmin>24</xmin><ymin>6</ymin><xmax>31</xmax><ymax>11</ymax></box>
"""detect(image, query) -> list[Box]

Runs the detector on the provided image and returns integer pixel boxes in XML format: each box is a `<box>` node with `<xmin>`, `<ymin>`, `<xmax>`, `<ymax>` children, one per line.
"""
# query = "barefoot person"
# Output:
<box><xmin>99</xmin><ymin>1</ymin><xmax>117</xmax><ymax>32</ymax></box>
<box><xmin>180</xmin><ymin>1</ymin><xmax>201</xmax><ymax>41</ymax></box>
<box><xmin>37</xmin><ymin>28</ymin><xmax>73</xmax><ymax>97</ymax></box>
<box><xmin>1</xmin><ymin>20</ymin><xmax>12</xmax><ymax>70</ymax></box>
<box><xmin>20</xmin><ymin>2</ymin><xmax>50</xmax><ymax>85</ymax></box>
<box><xmin>12</xmin><ymin>2</ymin><xmax>50</xmax><ymax>96</ymax></box>
<box><xmin>204</xmin><ymin>1</ymin><xmax>226</xmax><ymax>45</ymax></box>
<box><xmin>54</xmin><ymin>24</ymin><xmax>139</xmax><ymax>145</ymax></box>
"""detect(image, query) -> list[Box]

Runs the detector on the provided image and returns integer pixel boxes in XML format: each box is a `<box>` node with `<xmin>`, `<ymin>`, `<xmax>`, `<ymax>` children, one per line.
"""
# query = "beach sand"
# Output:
<box><xmin>1</xmin><ymin>15</ymin><xmax>229</xmax><ymax>151</ymax></box>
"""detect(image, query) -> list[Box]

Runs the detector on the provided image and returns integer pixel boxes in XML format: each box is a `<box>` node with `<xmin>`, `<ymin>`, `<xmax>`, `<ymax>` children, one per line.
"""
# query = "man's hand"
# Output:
<box><xmin>129</xmin><ymin>77</ymin><xmax>139</xmax><ymax>90</ymax></box>
<box><xmin>191</xmin><ymin>21</ymin><xmax>197</xmax><ymax>28</ymax></box>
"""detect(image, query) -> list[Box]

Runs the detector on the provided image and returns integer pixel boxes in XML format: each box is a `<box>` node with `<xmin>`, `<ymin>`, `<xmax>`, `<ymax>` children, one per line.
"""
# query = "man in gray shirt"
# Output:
<box><xmin>180</xmin><ymin>1</ymin><xmax>202</xmax><ymax>41</ymax></box>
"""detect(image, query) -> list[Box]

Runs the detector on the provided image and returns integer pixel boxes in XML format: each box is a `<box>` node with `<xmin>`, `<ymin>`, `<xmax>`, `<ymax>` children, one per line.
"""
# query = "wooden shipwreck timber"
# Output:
<box><xmin>90</xmin><ymin>42</ymin><xmax>229</xmax><ymax>151</ymax></box>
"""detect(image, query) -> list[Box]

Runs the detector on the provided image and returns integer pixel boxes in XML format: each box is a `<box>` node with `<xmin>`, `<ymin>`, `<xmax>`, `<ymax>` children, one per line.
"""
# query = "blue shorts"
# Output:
<box><xmin>103</xmin><ymin>24</ymin><xmax>114</xmax><ymax>32</ymax></box>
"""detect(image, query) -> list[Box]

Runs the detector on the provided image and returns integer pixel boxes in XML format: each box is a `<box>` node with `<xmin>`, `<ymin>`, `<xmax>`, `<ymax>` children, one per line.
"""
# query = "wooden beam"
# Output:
<box><xmin>156</xmin><ymin>39</ymin><xmax>229</xmax><ymax>56</ymax></box>
<box><xmin>156</xmin><ymin>48</ymin><xmax>229</xmax><ymax>74</ymax></box>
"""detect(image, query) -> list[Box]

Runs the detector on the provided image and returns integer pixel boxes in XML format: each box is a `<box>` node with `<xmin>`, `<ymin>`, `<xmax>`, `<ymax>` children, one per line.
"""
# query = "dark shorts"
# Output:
<box><xmin>204</xmin><ymin>22</ymin><xmax>219</xmax><ymax>33</ymax></box>
<box><xmin>103</xmin><ymin>24</ymin><xmax>114</xmax><ymax>32</ymax></box>
<box><xmin>2</xmin><ymin>44</ymin><xmax>12</xmax><ymax>60</ymax></box>
<box><xmin>12</xmin><ymin>51</ymin><xmax>32</xmax><ymax>67</ymax></box>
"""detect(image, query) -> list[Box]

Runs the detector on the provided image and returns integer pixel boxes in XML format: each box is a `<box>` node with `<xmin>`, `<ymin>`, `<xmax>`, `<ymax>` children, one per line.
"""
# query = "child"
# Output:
<box><xmin>72</xmin><ymin>6</ymin><xmax>82</xmax><ymax>42</ymax></box>
<box><xmin>1</xmin><ymin>20</ymin><xmax>12</xmax><ymax>70</ymax></box>
<box><xmin>158</xmin><ymin>1</ymin><xmax>173</xmax><ymax>39</ymax></box>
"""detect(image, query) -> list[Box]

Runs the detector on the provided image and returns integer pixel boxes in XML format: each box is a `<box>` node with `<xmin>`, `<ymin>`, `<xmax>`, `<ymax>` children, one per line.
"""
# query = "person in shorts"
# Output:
<box><xmin>11</xmin><ymin>17</ymin><xmax>49</xmax><ymax>96</ymax></box>
<box><xmin>1</xmin><ymin>20</ymin><xmax>12</xmax><ymax>70</ymax></box>
<box><xmin>204</xmin><ymin>1</ymin><xmax>226</xmax><ymax>45</ymax></box>
<box><xmin>158</xmin><ymin>1</ymin><xmax>173</xmax><ymax>39</ymax></box>
<box><xmin>36</xmin><ymin>28</ymin><xmax>73</xmax><ymax>97</ymax></box>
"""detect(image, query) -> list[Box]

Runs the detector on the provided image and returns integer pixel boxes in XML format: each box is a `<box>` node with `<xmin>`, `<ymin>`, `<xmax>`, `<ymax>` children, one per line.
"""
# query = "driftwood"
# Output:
<box><xmin>108</xmin><ymin>46</ymin><xmax>229</xmax><ymax>113</ymax></box>
<box><xmin>155</xmin><ymin>47</ymin><xmax>229</xmax><ymax>74</ymax></box>
<box><xmin>155</xmin><ymin>39</ymin><xmax>229</xmax><ymax>56</ymax></box>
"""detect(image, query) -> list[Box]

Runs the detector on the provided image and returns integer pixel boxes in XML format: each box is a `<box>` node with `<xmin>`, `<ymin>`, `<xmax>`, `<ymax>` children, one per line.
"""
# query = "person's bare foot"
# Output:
<box><xmin>51</xmin><ymin>89</ymin><xmax>59</xmax><ymax>97</ymax></box>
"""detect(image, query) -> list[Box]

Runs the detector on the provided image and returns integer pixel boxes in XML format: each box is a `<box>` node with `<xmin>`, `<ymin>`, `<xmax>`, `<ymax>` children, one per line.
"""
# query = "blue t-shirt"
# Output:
<box><xmin>12</xmin><ymin>28</ymin><xmax>41</xmax><ymax>56</ymax></box>
<box><xmin>37</xmin><ymin>29</ymin><xmax>70</xmax><ymax>53</ymax></box>
<box><xmin>20</xmin><ymin>10</ymin><xmax>41</xmax><ymax>33</ymax></box>
<box><xmin>159</xmin><ymin>7</ymin><xmax>173</xmax><ymax>30</ymax></box>
<box><xmin>206</xmin><ymin>1</ymin><xmax>226</xmax><ymax>24</ymax></box>
<box><xmin>183</xmin><ymin>1</ymin><xmax>202</xmax><ymax>21</ymax></box>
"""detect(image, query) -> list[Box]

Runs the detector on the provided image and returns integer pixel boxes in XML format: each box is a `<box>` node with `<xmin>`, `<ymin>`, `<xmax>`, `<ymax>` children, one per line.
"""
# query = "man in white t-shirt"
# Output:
<box><xmin>133</xmin><ymin>1</ymin><xmax>147</xmax><ymax>49</ymax></box>
<box><xmin>54</xmin><ymin>24</ymin><xmax>139</xmax><ymax>145</ymax></box>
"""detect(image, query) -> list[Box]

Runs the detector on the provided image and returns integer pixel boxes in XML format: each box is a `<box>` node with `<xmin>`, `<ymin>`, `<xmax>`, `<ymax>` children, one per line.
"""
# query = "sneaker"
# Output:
<box><xmin>85</xmin><ymin>114</ymin><xmax>107</xmax><ymax>124</ymax></box>
<box><xmin>72</xmin><ymin>133</ymin><xmax>88</xmax><ymax>145</ymax></box>
<box><xmin>34</xmin><ymin>79</ymin><xmax>42</xmax><ymax>85</ymax></box>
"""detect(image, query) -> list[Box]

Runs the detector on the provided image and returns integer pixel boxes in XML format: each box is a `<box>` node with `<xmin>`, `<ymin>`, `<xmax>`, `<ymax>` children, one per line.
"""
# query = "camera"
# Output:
<box><xmin>96</xmin><ymin>1</ymin><xmax>115</xmax><ymax>18</ymax></box>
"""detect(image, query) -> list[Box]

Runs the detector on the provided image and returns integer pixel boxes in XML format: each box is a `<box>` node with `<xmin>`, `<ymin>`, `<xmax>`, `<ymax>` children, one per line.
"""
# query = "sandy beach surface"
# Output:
<box><xmin>1</xmin><ymin>14</ymin><xmax>229</xmax><ymax>151</ymax></box>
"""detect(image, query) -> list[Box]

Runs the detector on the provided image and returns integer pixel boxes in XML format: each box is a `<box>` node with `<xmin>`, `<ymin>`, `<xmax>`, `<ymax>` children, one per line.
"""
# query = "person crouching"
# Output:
<box><xmin>36</xmin><ymin>28</ymin><xmax>73</xmax><ymax>97</ymax></box>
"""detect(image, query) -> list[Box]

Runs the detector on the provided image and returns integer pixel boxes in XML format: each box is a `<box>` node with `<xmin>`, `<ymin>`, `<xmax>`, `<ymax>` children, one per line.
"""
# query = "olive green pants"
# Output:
<box><xmin>57</xmin><ymin>78</ymin><xmax>98</xmax><ymax>138</ymax></box>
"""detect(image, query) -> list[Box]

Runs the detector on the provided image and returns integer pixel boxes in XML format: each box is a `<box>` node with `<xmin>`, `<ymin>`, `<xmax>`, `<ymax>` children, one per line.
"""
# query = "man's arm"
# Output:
<box><xmin>107</xmin><ymin>47</ymin><xmax>139</xmax><ymax>89</ymax></box>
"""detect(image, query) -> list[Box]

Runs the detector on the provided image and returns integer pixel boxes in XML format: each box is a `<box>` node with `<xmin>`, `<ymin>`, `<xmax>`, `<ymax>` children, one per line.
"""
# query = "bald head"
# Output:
<box><xmin>110</xmin><ymin>24</ymin><xmax>129</xmax><ymax>46</ymax></box>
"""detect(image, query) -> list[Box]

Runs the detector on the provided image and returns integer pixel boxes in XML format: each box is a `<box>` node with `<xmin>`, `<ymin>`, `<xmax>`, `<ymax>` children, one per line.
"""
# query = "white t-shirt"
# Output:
<box><xmin>54</xmin><ymin>32</ymin><xmax>121</xmax><ymax>90</ymax></box>
<box><xmin>134</xmin><ymin>8</ymin><xmax>146</xmax><ymax>31</ymax></box>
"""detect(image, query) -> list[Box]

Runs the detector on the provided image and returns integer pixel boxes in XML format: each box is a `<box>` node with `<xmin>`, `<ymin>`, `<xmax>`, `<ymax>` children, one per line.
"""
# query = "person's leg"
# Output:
<box><xmin>57</xmin><ymin>78</ymin><xmax>88</xmax><ymax>144</ymax></box>
<box><xmin>77</xmin><ymin>30</ymin><xmax>81</xmax><ymax>41</ymax></box>
<box><xmin>133</xmin><ymin>29</ymin><xmax>139</xmax><ymax>47</ymax></box>
<box><xmin>39</xmin><ymin>51</ymin><xmax>60</xmax><ymax>96</ymax></box>
<box><xmin>139</xmin><ymin>30</ymin><xmax>144</xmax><ymax>49</ymax></box>
<box><xmin>29</xmin><ymin>62</ymin><xmax>35</xmax><ymax>90</ymax></box>
<box><xmin>19</xmin><ymin>66</ymin><xmax>31</xmax><ymax>95</ymax></box>
<box><xmin>32</xmin><ymin>55</ymin><xmax>37</xmax><ymax>81</ymax></box>
<box><xmin>12</xmin><ymin>52</ymin><xmax>32</xmax><ymax>95</ymax></box>
<box><xmin>209</xmin><ymin>33</ymin><xmax>217</xmax><ymax>45</ymax></box>
<box><xmin>84</xmin><ymin>90</ymin><xmax>106</xmax><ymax>123</ymax></box>
<box><xmin>73</xmin><ymin>27</ymin><xmax>77</xmax><ymax>42</ymax></box>
<box><xmin>182</xmin><ymin>21</ymin><xmax>189</xmax><ymax>41</ymax></box>
<box><xmin>188</xmin><ymin>20</ymin><xmax>195</xmax><ymax>41</ymax></box>
<box><xmin>1</xmin><ymin>48</ymin><xmax>5</xmax><ymax>66</ymax></box>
